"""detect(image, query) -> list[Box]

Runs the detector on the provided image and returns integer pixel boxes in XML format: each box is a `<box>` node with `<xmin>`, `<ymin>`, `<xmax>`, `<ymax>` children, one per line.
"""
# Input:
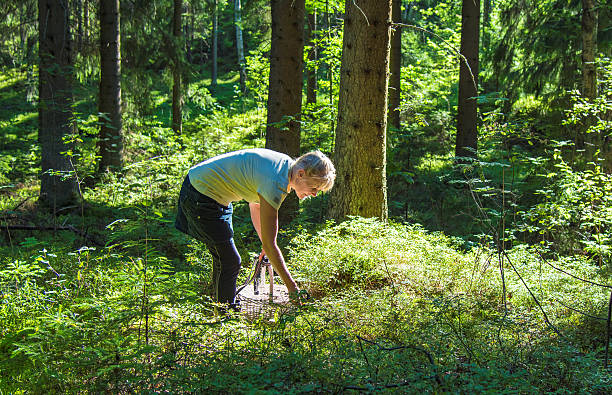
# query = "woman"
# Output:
<box><xmin>175</xmin><ymin>148</ymin><xmax>335</xmax><ymax>310</ymax></box>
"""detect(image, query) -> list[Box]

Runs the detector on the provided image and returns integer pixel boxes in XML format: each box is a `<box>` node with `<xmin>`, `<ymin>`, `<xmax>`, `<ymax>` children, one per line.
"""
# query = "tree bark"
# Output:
<box><xmin>455</xmin><ymin>0</ymin><xmax>480</xmax><ymax>160</ymax></box>
<box><xmin>172</xmin><ymin>0</ymin><xmax>182</xmax><ymax>134</ymax></box>
<box><xmin>482</xmin><ymin>0</ymin><xmax>491</xmax><ymax>51</ymax></box>
<box><xmin>234</xmin><ymin>0</ymin><xmax>247</xmax><ymax>94</ymax></box>
<box><xmin>580</xmin><ymin>0</ymin><xmax>607</xmax><ymax>170</ymax></box>
<box><xmin>329</xmin><ymin>0</ymin><xmax>392</xmax><ymax>221</ymax></box>
<box><xmin>185</xmin><ymin>2</ymin><xmax>193</xmax><ymax>63</ymax></box>
<box><xmin>38</xmin><ymin>0</ymin><xmax>79</xmax><ymax>209</ymax></box>
<box><xmin>26</xmin><ymin>35</ymin><xmax>37</xmax><ymax>103</ymax></box>
<box><xmin>83</xmin><ymin>0</ymin><xmax>89</xmax><ymax>46</ymax></box>
<box><xmin>19</xmin><ymin>3</ymin><xmax>26</xmax><ymax>65</ymax></box>
<box><xmin>77</xmin><ymin>0</ymin><xmax>83</xmax><ymax>51</ymax></box>
<box><xmin>581</xmin><ymin>0</ymin><xmax>597</xmax><ymax>100</ymax></box>
<box><xmin>325</xmin><ymin>0</ymin><xmax>333</xmax><ymax>106</ymax></box>
<box><xmin>265</xmin><ymin>0</ymin><xmax>305</xmax><ymax>225</ymax></box>
<box><xmin>98</xmin><ymin>0</ymin><xmax>124</xmax><ymax>173</ymax></box>
<box><xmin>388</xmin><ymin>0</ymin><xmax>402</xmax><ymax>133</ymax></box>
<box><xmin>211</xmin><ymin>0</ymin><xmax>218</xmax><ymax>88</ymax></box>
<box><xmin>306</xmin><ymin>10</ymin><xmax>317</xmax><ymax>105</ymax></box>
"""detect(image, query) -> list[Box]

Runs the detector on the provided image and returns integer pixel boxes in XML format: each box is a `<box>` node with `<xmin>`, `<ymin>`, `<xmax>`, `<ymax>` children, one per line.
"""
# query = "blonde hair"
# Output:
<box><xmin>291</xmin><ymin>150</ymin><xmax>336</xmax><ymax>192</ymax></box>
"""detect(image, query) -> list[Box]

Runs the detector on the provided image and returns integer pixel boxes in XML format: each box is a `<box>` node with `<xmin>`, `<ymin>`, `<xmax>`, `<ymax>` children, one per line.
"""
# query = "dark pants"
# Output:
<box><xmin>175</xmin><ymin>176</ymin><xmax>241</xmax><ymax>305</ymax></box>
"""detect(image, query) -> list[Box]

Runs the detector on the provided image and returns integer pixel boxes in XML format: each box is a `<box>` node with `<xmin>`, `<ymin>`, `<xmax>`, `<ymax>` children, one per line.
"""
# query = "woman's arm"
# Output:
<box><xmin>257</xmin><ymin>193</ymin><xmax>298</xmax><ymax>294</ymax></box>
<box><xmin>249</xmin><ymin>202</ymin><xmax>262</xmax><ymax>242</ymax></box>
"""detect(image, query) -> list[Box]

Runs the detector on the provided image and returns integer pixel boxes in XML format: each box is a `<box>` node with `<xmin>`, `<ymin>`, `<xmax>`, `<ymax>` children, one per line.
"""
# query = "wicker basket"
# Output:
<box><xmin>236</xmin><ymin>265</ymin><xmax>293</xmax><ymax>320</ymax></box>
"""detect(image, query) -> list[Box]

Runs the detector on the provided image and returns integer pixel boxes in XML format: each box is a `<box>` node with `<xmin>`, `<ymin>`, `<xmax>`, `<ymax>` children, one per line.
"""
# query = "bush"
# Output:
<box><xmin>288</xmin><ymin>217</ymin><xmax>471</xmax><ymax>296</ymax></box>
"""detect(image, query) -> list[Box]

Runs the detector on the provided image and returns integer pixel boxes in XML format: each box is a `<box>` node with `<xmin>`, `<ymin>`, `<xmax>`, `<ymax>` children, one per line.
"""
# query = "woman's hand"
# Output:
<box><xmin>289</xmin><ymin>288</ymin><xmax>310</xmax><ymax>305</ymax></box>
<box><xmin>257</xmin><ymin>193</ymin><xmax>299</xmax><ymax>296</ymax></box>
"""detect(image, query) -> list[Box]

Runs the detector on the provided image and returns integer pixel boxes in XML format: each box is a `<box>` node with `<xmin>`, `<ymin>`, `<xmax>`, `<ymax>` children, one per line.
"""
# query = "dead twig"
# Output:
<box><xmin>606</xmin><ymin>290</ymin><xmax>612</xmax><ymax>369</ymax></box>
<box><xmin>355</xmin><ymin>336</ymin><xmax>443</xmax><ymax>385</ymax></box>
<box><xmin>13</xmin><ymin>196</ymin><xmax>33</xmax><ymax>211</ymax></box>
<box><xmin>535</xmin><ymin>249</ymin><xmax>612</xmax><ymax>289</ymax></box>
<box><xmin>502</xmin><ymin>251</ymin><xmax>565</xmax><ymax>339</ymax></box>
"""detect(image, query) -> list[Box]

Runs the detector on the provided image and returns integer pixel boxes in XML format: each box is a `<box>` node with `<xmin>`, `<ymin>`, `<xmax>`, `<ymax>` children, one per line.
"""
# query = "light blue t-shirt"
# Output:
<box><xmin>188</xmin><ymin>148</ymin><xmax>293</xmax><ymax>210</ymax></box>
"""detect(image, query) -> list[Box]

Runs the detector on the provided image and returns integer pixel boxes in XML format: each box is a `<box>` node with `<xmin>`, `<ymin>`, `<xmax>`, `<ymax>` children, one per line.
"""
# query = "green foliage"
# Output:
<box><xmin>245</xmin><ymin>43</ymin><xmax>270</xmax><ymax>106</ymax></box>
<box><xmin>490</xmin><ymin>0</ymin><xmax>612</xmax><ymax>105</ymax></box>
<box><xmin>2</xmin><ymin>0</ymin><xmax>612</xmax><ymax>390</ymax></box>
<box><xmin>520</xmin><ymin>153</ymin><xmax>612</xmax><ymax>263</ymax></box>
<box><xmin>516</xmin><ymin>60</ymin><xmax>612</xmax><ymax>263</ymax></box>
<box><xmin>3</xmin><ymin>217</ymin><xmax>611</xmax><ymax>392</ymax></box>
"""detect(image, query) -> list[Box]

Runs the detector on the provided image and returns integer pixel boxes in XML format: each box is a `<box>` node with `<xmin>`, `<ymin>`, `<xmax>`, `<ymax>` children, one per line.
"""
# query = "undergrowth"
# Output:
<box><xmin>1</xmin><ymin>217</ymin><xmax>611</xmax><ymax>392</ymax></box>
<box><xmin>1</xmin><ymin>68</ymin><xmax>611</xmax><ymax>393</ymax></box>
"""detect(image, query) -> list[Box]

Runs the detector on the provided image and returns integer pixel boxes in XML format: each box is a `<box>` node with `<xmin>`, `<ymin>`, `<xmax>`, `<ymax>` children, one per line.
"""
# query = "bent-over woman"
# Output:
<box><xmin>175</xmin><ymin>148</ymin><xmax>335</xmax><ymax>310</ymax></box>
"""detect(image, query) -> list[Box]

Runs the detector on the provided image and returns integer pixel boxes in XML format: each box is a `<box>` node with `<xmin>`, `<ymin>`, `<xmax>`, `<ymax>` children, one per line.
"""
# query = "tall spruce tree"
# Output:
<box><xmin>306</xmin><ymin>9</ymin><xmax>317</xmax><ymax>105</ymax></box>
<box><xmin>265</xmin><ymin>0</ymin><xmax>305</xmax><ymax>224</ymax></box>
<box><xmin>455</xmin><ymin>0</ymin><xmax>480</xmax><ymax>160</ymax></box>
<box><xmin>329</xmin><ymin>0</ymin><xmax>392</xmax><ymax>221</ymax></box>
<box><xmin>581</xmin><ymin>0</ymin><xmax>597</xmax><ymax>100</ymax></box>
<box><xmin>172</xmin><ymin>0</ymin><xmax>183</xmax><ymax>134</ymax></box>
<box><xmin>234</xmin><ymin>0</ymin><xmax>247</xmax><ymax>94</ymax></box>
<box><xmin>388</xmin><ymin>0</ymin><xmax>402</xmax><ymax>133</ymax></box>
<box><xmin>38</xmin><ymin>0</ymin><xmax>79</xmax><ymax>208</ymax></box>
<box><xmin>211</xmin><ymin>0</ymin><xmax>218</xmax><ymax>89</ymax></box>
<box><xmin>98</xmin><ymin>0</ymin><xmax>124</xmax><ymax>173</ymax></box>
<box><xmin>482</xmin><ymin>0</ymin><xmax>491</xmax><ymax>51</ymax></box>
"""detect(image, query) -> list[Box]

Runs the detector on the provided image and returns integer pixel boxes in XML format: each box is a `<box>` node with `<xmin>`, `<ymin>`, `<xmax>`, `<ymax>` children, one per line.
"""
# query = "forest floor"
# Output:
<box><xmin>1</xmin><ymin>69</ymin><xmax>611</xmax><ymax>393</ymax></box>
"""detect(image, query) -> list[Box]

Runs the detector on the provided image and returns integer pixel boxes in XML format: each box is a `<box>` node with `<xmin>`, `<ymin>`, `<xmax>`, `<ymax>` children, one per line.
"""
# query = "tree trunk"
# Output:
<box><xmin>172</xmin><ymin>0</ymin><xmax>182</xmax><ymax>134</ymax></box>
<box><xmin>265</xmin><ymin>0</ymin><xmax>305</xmax><ymax>225</ymax></box>
<box><xmin>402</xmin><ymin>0</ymin><xmax>410</xmax><ymax>22</ymax></box>
<box><xmin>388</xmin><ymin>0</ymin><xmax>402</xmax><ymax>133</ymax></box>
<box><xmin>19</xmin><ymin>4</ymin><xmax>26</xmax><ymax>65</ymax></box>
<box><xmin>26</xmin><ymin>35</ymin><xmax>37</xmax><ymax>103</ymax></box>
<box><xmin>306</xmin><ymin>10</ymin><xmax>317</xmax><ymax>105</ymax></box>
<box><xmin>325</xmin><ymin>0</ymin><xmax>333</xmax><ymax>106</ymax></box>
<box><xmin>482</xmin><ymin>0</ymin><xmax>491</xmax><ymax>51</ymax></box>
<box><xmin>455</xmin><ymin>0</ymin><xmax>480</xmax><ymax>160</ymax></box>
<box><xmin>98</xmin><ymin>0</ymin><xmax>123</xmax><ymax>173</ymax></box>
<box><xmin>580</xmin><ymin>0</ymin><xmax>607</xmax><ymax>170</ymax></box>
<box><xmin>185</xmin><ymin>2</ymin><xmax>193</xmax><ymax>63</ymax></box>
<box><xmin>329</xmin><ymin>0</ymin><xmax>392</xmax><ymax>221</ymax></box>
<box><xmin>38</xmin><ymin>0</ymin><xmax>79</xmax><ymax>209</ymax></box>
<box><xmin>581</xmin><ymin>0</ymin><xmax>597</xmax><ymax>100</ymax></box>
<box><xmin>211</xmin><ymin>0</ymin><xmax>218</xmax><ymax>88</ymax></box>
<box><xmin>234</xmin><ymin>0</ymin><xmax>247</xmax><ymax>94</ymax></box>
<box><xmin>77</xmin><ymin>0</ymin><xmax>83</xmax><ymax>51</ymax></box>
<box><xmin>83</xmin><ymin>0</ymin><xmax>89</xmax><ymax>46</ymax></box>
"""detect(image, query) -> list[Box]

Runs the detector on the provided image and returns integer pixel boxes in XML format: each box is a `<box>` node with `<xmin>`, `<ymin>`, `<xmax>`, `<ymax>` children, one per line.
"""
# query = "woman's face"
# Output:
<box><xmin>292</xmin><ymin>170</ymin><xmax>322</xmax><ymax>200</ymax></box>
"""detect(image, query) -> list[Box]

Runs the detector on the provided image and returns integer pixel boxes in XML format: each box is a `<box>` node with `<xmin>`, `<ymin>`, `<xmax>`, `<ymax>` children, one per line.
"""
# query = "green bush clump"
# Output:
<box><xmin>288</xmin><ymin>217</ymin><xmax>473</xmax><ymax>296</ymax></box>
